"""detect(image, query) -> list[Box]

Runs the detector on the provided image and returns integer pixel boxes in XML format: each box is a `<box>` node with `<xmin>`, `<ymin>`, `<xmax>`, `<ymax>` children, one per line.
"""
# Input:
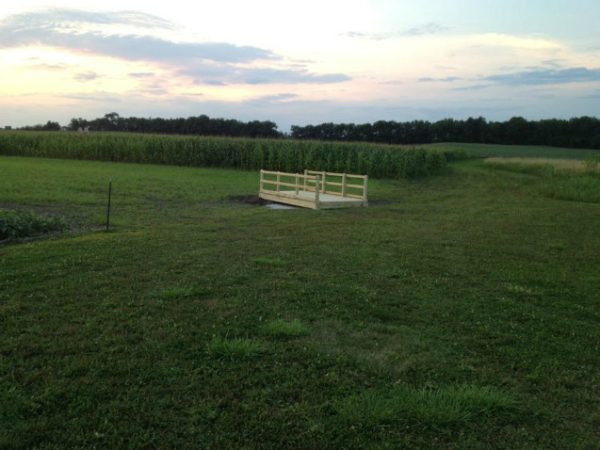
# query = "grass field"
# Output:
<box><xmin>427</xmin><ymin>142</ymin><xmax>600</xmax><ymax>160</ymax></box>
<box><xmin>1</xmin><ymin>148</ymin><xmax>599</xmax><ymax>448</ymax></box>
<box><xmin>484</xmin><ymin>157</ymin><xmax>591</xmax><ymax>172</ymax></box>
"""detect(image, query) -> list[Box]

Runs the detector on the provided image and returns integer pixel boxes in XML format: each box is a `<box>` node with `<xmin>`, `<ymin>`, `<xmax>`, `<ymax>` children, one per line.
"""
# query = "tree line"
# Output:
<box><xmin>291</xmin><ymin>116</ymin><xmax>600</xmax><ymax>149</ymax></box>
<box><xmin>19</xmin><ymin>113</ymin><xmax>280</xmax><ymax>138</ymax></box>
<box><xmin>14</xmin><ymin>113</ymin><xmax>600</xmax><ymax>149</ymax></box>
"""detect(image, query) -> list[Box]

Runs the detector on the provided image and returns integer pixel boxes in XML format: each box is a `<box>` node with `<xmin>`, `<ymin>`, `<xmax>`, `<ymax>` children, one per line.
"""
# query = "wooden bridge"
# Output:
<box><xmin>259</xmin><ymin>169</ymin><xmax>368</xmax><ymax>209</ymax></box>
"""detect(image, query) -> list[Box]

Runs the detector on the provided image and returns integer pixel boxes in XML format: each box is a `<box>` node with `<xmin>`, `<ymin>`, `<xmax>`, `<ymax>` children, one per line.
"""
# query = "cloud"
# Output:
<box><xmin>579</xmin><ymin>91</ymin><xmax>600</xmax><ymax>99</ymax></box>
<box><xmin>344</xmin><ymin>31</ymin><xmax>369</xmax><ymax>39</ymax></box>
<box><xmin>139</xmin><ymin>86</ymin><xmax>168</xmax><ymax>96</ymax></box>
<box><xmin>0</xmin><ymin>8</ymin><xmax>350</xmax><ymax>86</ymax></box>
<box><xmin>452</xmin><ymin>84</ymin><xmax>492</xmax><ymax>91</ymax></box>
<box><xmin>74</xmin><ymin>71</ymin><xmax>99</xmax><ymax>81</ymax></box>
<box><xmin>0</xmin><ymin>19</ymin><xmax>277</xmax><ymax>64</ymax></box>
<box><xmin>400</xmin><ymin>22</ymin><xmax>450</xmax><ymax>36</ymax></box>
<box><xmin>541</xmin><ymin>59</ymin><xmax>564</xmax><ymax>68</ymax></box>
<box><xmin>179</xmin><ymin>64</ymin><xmax>350</xmax><ymax>85</ymax></box>
<box><xmin>482</xmin><ymin>67</ymin><xmax>600</xmax><ymax>85</ymax></box>
<box><xmin>58</xmin><ymin>91</ymin><xmax>122</xmax><ymax>102</ymax></box>
<box><xmin>129</xmin><ymin>72</ymin><xmax>155</xmax><ymax>78</ymax></box>
<box><xmin>418</xmin><ymin>76</ymin><xmax>462</xmax><ymax>82</ymax></box>
<box><xmin>343</xmin><ymin>22</ymin><xmax>449</xmax><ymax>41</ymax></box>
<box><xmin>246</xmin><ymin>93</ymin><xmax>298</xmax><ymax>105</ymax></box>
<box><xmin>28</xmin><ymin>63</ymin><xmax>70</xmax><ymax>71</ymax></box>
<box><xmin>426</xmin><ymin>66</ymin><xmax>600</xmax><ymax>90</ymax></box>
<box><xmin>4</xmin><ymin>8</ymin><xmax>175</xmax><ymax>30</ymax></box>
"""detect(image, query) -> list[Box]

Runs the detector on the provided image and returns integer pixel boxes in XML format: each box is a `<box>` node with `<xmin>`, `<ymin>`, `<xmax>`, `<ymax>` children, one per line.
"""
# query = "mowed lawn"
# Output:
<box><xmin>1</xmin><ymin>155</ymin><xmax>599</xmax><ymax>448</ymax></box>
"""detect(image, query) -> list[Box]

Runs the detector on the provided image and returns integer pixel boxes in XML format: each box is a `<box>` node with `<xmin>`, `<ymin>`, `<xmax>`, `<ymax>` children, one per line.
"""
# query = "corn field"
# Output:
<box><xmin>0</xmin><ymin>131</ymin><xmax>464</xmax><ymax>178</ymax></box>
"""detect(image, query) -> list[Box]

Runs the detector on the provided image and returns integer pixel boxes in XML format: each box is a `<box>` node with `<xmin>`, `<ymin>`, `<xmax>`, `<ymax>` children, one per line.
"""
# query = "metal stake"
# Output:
<box><xmin>106</xmin><ymin>179</ymin><xmax>112</xmax><ymax>231</ymax></box>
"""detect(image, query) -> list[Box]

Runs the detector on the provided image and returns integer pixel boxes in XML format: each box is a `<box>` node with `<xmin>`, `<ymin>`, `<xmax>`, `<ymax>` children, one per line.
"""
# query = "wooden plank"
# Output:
<box><xmin>307</xmin><ymin>170</ymin><xmax>345</xmax><ymax>177</ymax></box>
<box><xmin>259</xmin><ymin>192</ymin><xmax>318</xmax><ymax>209</ymax></box>
<box><xmin>345</xmin><ymin>183</ymin><xmax>364</xmax><ymax>189</ymax></box>
<box><xmin>270</xmin><ymin>180</ymin><xmax>301</xmax><ymax>189</ymax></box>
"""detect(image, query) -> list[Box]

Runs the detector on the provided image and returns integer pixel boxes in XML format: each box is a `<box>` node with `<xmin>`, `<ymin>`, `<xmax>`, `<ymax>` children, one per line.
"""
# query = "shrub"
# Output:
<box><xmin>0</xmin><ymin>209</ymin><xmax>67</xmax><ymax>241</ymax></box>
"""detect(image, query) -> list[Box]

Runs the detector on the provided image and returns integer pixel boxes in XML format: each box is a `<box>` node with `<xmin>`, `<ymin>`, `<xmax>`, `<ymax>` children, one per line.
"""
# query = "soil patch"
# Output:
<box><xmin>227</xmin><ymin>195</ymin><xmax>269</xmax><ymax>206</ymax></box>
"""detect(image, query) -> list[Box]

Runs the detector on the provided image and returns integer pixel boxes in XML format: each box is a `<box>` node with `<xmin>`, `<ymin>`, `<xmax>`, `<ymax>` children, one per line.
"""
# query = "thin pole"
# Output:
<box><xmin>106</xmin><ymin>179</ymin><xmax>112</xmax><ymax>231</ymax></box>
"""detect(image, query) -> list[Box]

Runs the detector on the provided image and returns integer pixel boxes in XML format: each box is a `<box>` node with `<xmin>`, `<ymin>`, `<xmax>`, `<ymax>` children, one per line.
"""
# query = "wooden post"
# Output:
<box><xmin>295</xmin><ymin>173</ymin><xmax>299</xmax><ymax>194</ymax></box>
<box><xmin>314</xmin><ymin>175</ymin><xmax>320</xmax><ymax>209</ymax></box>
<box><xmin>321</xmin><ymin>171</ymin><xmax>326</xmax><ymax>193</ymax></box>
<box><xmin>276</xmin><ymin>171</ymin><xmax>280</xmax><ymax>192</ymax></box>
<box><xmin>363</xmin><ymin>175</ymin><xmax>369</xmax><ymax>206</ymax></box>
<box><xmin>303</xmin><ymin>169</ymin><xmax>307</xmax><ymax>191</ymax></box>
<box><xmin>341</xmin><ymin>173</ymin><xmax>346</xmax><ymax>197</ymax></box>
<box><xmin>259</xmin><ymin>169</ymin><xmax>263</xmax><ymax>194</ymax></box>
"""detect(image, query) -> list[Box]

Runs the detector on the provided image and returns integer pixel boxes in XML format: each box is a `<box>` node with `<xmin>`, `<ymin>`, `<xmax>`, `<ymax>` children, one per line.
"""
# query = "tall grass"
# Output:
<box><xmin>337</xmin><ymin>385</ymin><xmax>516</xmax><ymax>428</ymax></box>
<box><xmin>484</xmin><ymin>156</ymin><xmax>600</xmax><ymax>203</ymax></box>
<box><xmin>0</xmin><ymin>131</ymin><xmax>460</xmax><ymax>179</ymax></box>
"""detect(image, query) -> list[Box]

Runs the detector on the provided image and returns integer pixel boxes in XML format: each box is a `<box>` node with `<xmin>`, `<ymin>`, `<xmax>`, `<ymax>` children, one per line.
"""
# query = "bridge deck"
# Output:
<box><xmin>259</xmin><ymin>189</ymin><xmax>366</xmax><ymax>209</ymax></box>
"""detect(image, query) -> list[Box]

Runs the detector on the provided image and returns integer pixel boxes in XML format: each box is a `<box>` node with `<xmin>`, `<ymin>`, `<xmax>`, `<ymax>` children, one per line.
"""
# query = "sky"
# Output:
<box><xmin>1</xmin><ymin>0</ymin><xmax>599</xmax><ymax>131</ymax></box>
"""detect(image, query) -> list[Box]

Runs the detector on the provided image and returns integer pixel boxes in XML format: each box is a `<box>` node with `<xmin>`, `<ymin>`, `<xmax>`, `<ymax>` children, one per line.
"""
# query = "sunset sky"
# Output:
<box><xmin>1</xmin><ymin>0</ymin><xmax>599</xmax><ymax>130</ymax></box>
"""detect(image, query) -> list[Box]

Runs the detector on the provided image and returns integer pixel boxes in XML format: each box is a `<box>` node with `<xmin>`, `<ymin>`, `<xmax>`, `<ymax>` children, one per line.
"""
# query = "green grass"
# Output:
<box><xmin>337</xmin><ymin>385</ymin><xmax>517</xmax><ymax>427</ymax></box>
<box><xmin>427</xmin><ymin>142</ymin><xmax>600</xmax><ymax>160</ymax></box>
<box><xmin>206</xmin><ymin>337</ymin><xmax>267</xmax><ymax>359</ymax></box>
<box><xmin>262</xmin><ymin>319</ymin><xmax>309</xmax><ymax>338</ymax></box>
<box><xmin>0</xmin><ymin>154</ymin><xmax>598</xmax><ymax>448</ymax></box>
<box><xmin>156</xmin><ymin>286</ymin><xmax>208</xmax><ymax>300</ymax></box>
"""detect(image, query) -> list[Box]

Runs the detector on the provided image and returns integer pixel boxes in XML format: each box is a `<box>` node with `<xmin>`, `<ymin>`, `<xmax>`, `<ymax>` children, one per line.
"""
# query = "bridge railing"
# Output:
<box><xmin>259</xmin><ymin>170</ymin><xmax>319</xmax><ymax>196</ymax></box>
<box><xmin>259</xmin><ymin>169</ymin><xmax>368</xmax><ymax>202</ymax></box>
<box><xmin>304</xmin><ymin>170</ymin><xmax>368</xmax><ymax>202</ymax></box>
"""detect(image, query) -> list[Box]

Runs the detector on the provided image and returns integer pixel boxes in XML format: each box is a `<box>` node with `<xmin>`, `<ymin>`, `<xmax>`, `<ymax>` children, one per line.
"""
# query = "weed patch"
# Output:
<box><xmin>337</xmin><ymin>385</ymin><xmax>517</xmax><ymax>428</ymax></box>
<box><xmin>207</xmin><ymin>337</ymin><xmax>266</xmax><ymax>359</ymax></box>
<box><xmin>262</xmin><ymin>319</ymin><xmax>309</xmax><ymax>338</ymax></box>
<box><xmin>0</xmin><ymin>209</ymin><xmax>67</xmax><ymax>241</ymax></box>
